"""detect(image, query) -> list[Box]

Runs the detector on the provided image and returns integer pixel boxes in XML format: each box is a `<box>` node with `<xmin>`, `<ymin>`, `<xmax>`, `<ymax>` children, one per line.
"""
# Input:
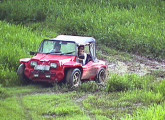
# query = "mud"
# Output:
<box><xmin>108</xmin><ymin>55</ymin><xmax>165</xmax><ymax>76</ymax></box>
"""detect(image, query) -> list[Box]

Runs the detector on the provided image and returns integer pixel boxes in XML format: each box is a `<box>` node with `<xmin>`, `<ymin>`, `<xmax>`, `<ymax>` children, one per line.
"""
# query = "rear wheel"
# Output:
<box><xmin>66</xmin><ymin>68</ymin><xmax>81</xmax><ymax>88</ymax></box>
<box><xmin>17</xmin><ymin>64</ymin><xmax>31</xmax><ymax>84</ymax></box>
<box><xmin>96</xmin><ymin>68</ymin><xmax>106</xmax><ymax>85</ymax></box>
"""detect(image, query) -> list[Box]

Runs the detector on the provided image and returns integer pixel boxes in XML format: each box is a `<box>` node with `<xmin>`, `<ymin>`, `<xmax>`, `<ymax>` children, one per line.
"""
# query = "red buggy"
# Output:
<box><xmin>17</xmin><ymin>35</ymin><xmax>108</xmax><ymax>87</ymax></box>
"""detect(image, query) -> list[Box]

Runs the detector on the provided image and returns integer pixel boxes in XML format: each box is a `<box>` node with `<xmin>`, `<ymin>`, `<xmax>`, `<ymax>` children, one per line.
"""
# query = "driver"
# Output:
<box><xmin>78</xmin><ymin>45</ymin><xmax>87</xmax><ymax>65</ymax></box>
<box><xmin>54</xmin><ymin>42</ymin><xmax>61</xmax><ymax>53</ymax></box>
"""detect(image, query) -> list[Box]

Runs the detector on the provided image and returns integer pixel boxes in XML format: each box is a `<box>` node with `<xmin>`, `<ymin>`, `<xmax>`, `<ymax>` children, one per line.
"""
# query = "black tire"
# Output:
<box><xmin>96</xmin><ymin>68</ymin><xmax>106</xmax><ymax>85</ymax></box>
<box><xmin>17</xmin><ymin>64</ymin><xmax>31</xmax><ymax>84</ymax></box>
<box><xmin>66</xmin><ymin>68</ymin><xmax>81</xmax><ymax>88</ymax></box>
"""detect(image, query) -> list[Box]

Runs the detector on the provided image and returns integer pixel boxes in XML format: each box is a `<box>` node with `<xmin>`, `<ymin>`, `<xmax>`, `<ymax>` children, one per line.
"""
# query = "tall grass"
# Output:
<box><xmin>0</xmin><ymin>21</ymin><xmax>43</xmax><ymax>86</ymax></box>
<box><xmin>124</xmin><ymin>103</ymin><xmax>165</xmax><ymax>120</ymax></box>
<box><xmin>106</xmin><ymin>74</ymin><xmax>155</xmax><ymax>92</ymax></box>
<box><xmin>0</xmin><ymin>0</ymin><xmax>165</xmax><ymax>59</ymax></box>
<box><xmin>155</xmin><ymin>80</ymin><xmax>165</xmax><ymax>98</ymax></box>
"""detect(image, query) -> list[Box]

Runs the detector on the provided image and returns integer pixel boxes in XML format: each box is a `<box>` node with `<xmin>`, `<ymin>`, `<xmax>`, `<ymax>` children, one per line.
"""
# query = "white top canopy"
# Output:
<box><xmin>52</xmin><ymin>35</ymin><xmax>95</xmax><ymax>45</ymax></box>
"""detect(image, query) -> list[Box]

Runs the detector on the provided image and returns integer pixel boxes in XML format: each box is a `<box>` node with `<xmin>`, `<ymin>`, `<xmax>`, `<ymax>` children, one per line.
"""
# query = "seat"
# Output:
<box><xmin>85</xmin><ymin>54</ymin><xmax>92</xmax><ymax>64</ymax></box>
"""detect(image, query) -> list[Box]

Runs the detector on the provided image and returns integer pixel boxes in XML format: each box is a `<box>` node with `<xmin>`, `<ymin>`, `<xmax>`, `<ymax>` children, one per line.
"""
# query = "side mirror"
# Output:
<box><xmin>30</xmin><ymin>51</ymin><xmax>37</xmax><ymax>55</ymax></box>
<box><xmin>79</xmin><ymin>55</ymin><xmax>85</xmax><ymax>59</ymax></box>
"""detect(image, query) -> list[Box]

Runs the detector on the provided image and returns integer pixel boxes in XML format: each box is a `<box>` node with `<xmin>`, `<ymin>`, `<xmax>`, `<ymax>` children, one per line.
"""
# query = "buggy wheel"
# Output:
<box><xmin>66</xmin><ymin>68</ymin><xmax>81</xmax><ymax>88</ymax></box>
<box><xmin>96</xmin><ymin>68</ymin><xmax>106</xmax><ymax>85</ymax></box>
<box><xmin>17</xmin><ymin>64</ymin><xmax>31</xmax><ymax>84</ymax></box>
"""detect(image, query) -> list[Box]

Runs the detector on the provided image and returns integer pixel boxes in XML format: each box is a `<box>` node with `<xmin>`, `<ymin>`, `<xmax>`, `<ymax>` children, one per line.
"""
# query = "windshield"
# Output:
<box><xmin>39</xmin><ymin>40</ymin><xmax>76</xmax><ymax>55</ymax></box>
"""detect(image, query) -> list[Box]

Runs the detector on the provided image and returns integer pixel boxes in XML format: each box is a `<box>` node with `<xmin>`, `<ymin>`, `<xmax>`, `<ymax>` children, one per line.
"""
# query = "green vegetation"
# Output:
<box><xmin>0</xmin><ymin>0</ymin><xmax>165</xmax><ymax>119</ymax></box>
<box><xmin>155</xmin><ymin>80</ymin><xmax>165</xmax><ymax>97</ymax></box>
<box><xmin>0</xmin><ymin>0</ymin><xmax>165</xmax><ymax>85</ymax></box>
<box><xmin>150</xmin><ymin>70</ymin><xmax>165</xmax><ymax>78</ymax></box>
<box><xmin>97</xmin><ymin>45</ymin><xmax>133</xmax><ymax>62</ymax></box>
<box><xmin>1</xmin><ymin>78</ymin><xmax>165</xmax><ymax>120</ymax></box>
<box><xmin>0</xmin><ymin>97</ymin><xmax>26</xmax><ymax>120</ymax></box>
<box><xmin>23</xmin><ymin>93</ymin><xmax>85</xmax><ymax>119</ymax></box>
<box><xmin>0</xmin><ymin>67</ymin><xmax>165</xmax><ymax>119</ymax></box>
<box><xmin>106</xmin><ymin>74</ymin><xmax>154</xmax><ymax>92</ymax></box>
<box><xmin>0</xmin><ymin>84</ymin><xmax>8</xmax><ymax>98</ymax></box>
<box><xmin>0</xmin><ymin>21</ymin><xmax>43</xmax><ymax>86</ymax></box>
<box><xmin>0</xmin><ymin>0</ymin><xmax>165</xmax><ymax>59</ymax></box>
<box><xmin>124</xmin><ymin>103</ymin><xmax>165</xmax><ymax>120</ymax></box>
<box><xmin>78</xmin><ymin>81</ymin><xmax>101</xmax><ymax>92</ymax></box>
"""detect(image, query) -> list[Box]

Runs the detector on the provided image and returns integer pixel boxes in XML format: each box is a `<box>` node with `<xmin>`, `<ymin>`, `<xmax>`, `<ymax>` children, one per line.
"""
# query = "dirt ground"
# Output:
<box><xmin>108</xmin><ymin>55</ymin><xmax>165</xmax><ymax>76</ymax></box>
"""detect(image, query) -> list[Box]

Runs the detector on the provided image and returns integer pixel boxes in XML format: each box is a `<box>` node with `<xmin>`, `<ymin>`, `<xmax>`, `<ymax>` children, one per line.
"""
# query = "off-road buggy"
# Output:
<box><xmin>17</xmin><ymin>35</ymin><xmax>108</xmax><ymax>87</ymax></box>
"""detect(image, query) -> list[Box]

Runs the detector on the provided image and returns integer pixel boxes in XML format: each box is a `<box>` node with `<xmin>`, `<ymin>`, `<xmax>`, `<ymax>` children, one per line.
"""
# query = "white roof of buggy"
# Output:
<box><xmin>52</xmin><ymin>35</ymin><xmax>95</xmax><ymax>45</ymax></box>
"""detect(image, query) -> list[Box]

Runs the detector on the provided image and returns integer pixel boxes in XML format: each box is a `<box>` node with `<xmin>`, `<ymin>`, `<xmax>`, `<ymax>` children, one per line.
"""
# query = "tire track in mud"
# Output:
<box><xmin>74</xmin><ymin>94</ymin><xmax>94</xmax><ymax>120</ymax></box>
<box><xmin>17</xmin><ymin>95</ymin><xmax>33</xmax><ymax>120</ymax></box>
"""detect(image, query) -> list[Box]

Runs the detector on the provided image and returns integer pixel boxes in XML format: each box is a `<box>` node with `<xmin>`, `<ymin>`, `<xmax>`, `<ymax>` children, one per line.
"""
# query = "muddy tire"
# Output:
<box><xmin>17</xmin><ymin>64</ymin><xmax>31</xmax><ymax>84</ymax></box>
<box><xmin>96</xmin><ymin>68</ymin><xmax>106</xmax><ymax>85</ymax></box>
<box><xmin>66</xmin><ymin>68</ymin><xmax>81</xmax><ymax>88</ymax></box>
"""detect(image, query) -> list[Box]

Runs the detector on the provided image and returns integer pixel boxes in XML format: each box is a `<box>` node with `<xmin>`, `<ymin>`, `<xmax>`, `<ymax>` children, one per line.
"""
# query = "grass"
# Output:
<box><xmin>0</xmin><ymin>0</ymin><xmax>165</xmax><ymax>59</ymax></box>
<box><xmin>0</xmin><ymin>76</ymin><xmax>165</xmax><ymax>120</ymax></box>
<box><xmin>0</xmin><ymin>85</ymin><xmax>89</xmax><ymax>120</ymax></box>
<box><xmin>78</xmin><ymin>81</ymin><xmax>102</xmax><ymax>93</ymax></box>
<box><xmin>23</xmin><ymin>93</ymin><xmax>84</xmax><ymax>119</ymax></box>
<box><xmin>0</xmin><ymin>97</ymin><xmax>26</xmax><ymax>120</ymax></box>
<box><xmin>97</xmin><ymin>45</ymin><xmax>133</xmax><ymax>62</ymax></box>
<box><xmin>106</xmin><ymin>74</ymin><xmax>155</xmax><ymax>92</ymax></box>
<box><xmin>0</xmin><ymin>21</ymin><xmax>45</xmax><ymax>86</ymax></box>
<box><xmin>0</xmin><ymin>0</ymin><xmax>165</xmax><ymax>119</ymax></box>
<box><xmin>150</xmin><ymin>70</ymin><xmax>165</xmax><ymax>78</ymax></box>
<box><xmin>0</xmin><ymin>21</ymin><xmax>42</xmax><ymax>69</ymax></box>
<box><xmin>0</xmin><ymin>0</ymin><xmax>165</xmax><ymax>86</ymax></box>
<box><xmin>124</xmin><ymin>103</ymin><xmax>165</xmax><ymax>120</ymax></box>
<box><xmin>119</xmin><ymin>90</ymin><xmax>163</xmax><ymax>105</ymax></box>
<box><xmin>0</xmin><ymin>84</ymin><xmax>8</xmax><ymax>98</ymax></box>
<box><xmin>154</xmin><ymin>80</ymin><xmax>165</xmax><ymax>97</ymax></box>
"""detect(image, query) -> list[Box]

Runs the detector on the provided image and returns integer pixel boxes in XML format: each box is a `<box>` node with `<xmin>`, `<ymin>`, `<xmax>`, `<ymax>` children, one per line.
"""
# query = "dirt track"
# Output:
<box><xmin>108</xmin><ymin>55</ymin><xmax>165</xmax><ymax>76</ymax></box>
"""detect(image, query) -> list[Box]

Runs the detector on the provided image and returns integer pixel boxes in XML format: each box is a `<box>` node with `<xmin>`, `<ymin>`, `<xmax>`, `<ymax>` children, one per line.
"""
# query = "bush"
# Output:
<box><xmin>106</xmin><ymin>74</ymin><xmax>154</xmax><ymax>92</ymax></box>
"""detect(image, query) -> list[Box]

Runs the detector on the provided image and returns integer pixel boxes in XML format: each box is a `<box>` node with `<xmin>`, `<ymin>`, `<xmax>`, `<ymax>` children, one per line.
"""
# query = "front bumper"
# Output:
<box><xmin>24</xmin><ymin>68</ymin><xmax>64</xmax><ymax>83</ymax></box>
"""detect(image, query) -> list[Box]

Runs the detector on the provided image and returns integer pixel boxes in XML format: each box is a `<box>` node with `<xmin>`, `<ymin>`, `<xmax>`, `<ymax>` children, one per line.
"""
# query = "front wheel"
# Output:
<box><xmin>66</xmin><ymin>68</ymin><xmax>81</xmax><ymax>88</ymax></box>
<box><xmin>17</xmin><ymin>64</ymin><xmax>31</xmax><ymax>84</ymax></box>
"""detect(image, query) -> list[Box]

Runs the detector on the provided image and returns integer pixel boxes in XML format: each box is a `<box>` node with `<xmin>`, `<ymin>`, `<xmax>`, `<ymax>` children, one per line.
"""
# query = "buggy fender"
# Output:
<box><xmin>63</xmin><ymin>61</ymin><xmax>83</xmax><ymax>76</ymax></box>
<box><xmin>63</xmin><ymin>61</ymin><xmax>82</xmax><ymax>67</ymax></box>
<box><xmin>20</xmin><ymin>58</ymin><xmax>31</xmax><ymax>64</ymax></box>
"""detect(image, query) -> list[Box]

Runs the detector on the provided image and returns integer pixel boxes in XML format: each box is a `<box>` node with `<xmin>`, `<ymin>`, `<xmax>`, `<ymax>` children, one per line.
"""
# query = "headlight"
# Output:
<box><xmin>30</xmin><ymin>61</ymin><xmax>37</xmax><ymax>67</ymax></box>
<box><xmin>50</xmin><ymin>63</ymin><xmax>57</xmax><ymax>68</ymax></box>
